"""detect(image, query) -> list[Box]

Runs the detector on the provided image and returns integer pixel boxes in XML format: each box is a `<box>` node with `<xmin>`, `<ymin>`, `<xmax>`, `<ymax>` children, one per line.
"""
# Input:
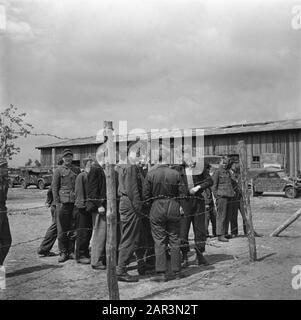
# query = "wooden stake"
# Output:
<box><xmin>270</xmin><ymin>208</ymin><xmax>301</xmax><ymax>237</ymax></box>
<box><xmin>238</xmin><ymin>140</ymin><xmax>257</xmax><ymax>262</ymax></box>
<box><xmin>147</xmin><ymin>131</ymin><xmax>151</xmax><ymax>170</ymax></box>
<box><xmin>104</xmin><ymin>121</ymin><xmax>120</xmax><ymax>300</ymax></box>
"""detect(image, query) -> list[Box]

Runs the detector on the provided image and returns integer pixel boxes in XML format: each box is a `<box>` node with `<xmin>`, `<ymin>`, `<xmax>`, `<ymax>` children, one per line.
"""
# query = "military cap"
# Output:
<box><xmin>62</xmin><ymin>149</ymin><xmax>73</xmax><ymax>157</ymax></box>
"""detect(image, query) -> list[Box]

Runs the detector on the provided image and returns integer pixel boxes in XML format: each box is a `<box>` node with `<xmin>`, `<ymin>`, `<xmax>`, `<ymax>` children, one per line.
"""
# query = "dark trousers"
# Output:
<box><xmin>75</xmin><ymin>208</ymin><xmax>92</xmax><ymax>260</ymax></box>
<box><xmin>140</xmin><ymin>216</ymin><xmax>155</xmax><ymax>266</ymax></box>
<box><xmin>57</xmin><ymin>203</ymin><xmax>76</xmax><ymax>255</ymax></box>
<box><xmin>39</xmin><ymin>206</ymin><xmax>57</xmax><ymax>253</ymax></box>
<box><xmin>0</xmin><ymin>213</ymin><xmax>12</xmax><ymax>265</ymax></box>
<box><xmin>180</xmin><ymin>198</ymin><xmax>207</xmax><ymax>258</ymax></box>
<box><xmin>150</xmin><ymin>199</ymin><xmax>181</xmax><ymax>273</ymax></box>
<box><xmin>91</xmin><ymin>210</ymin><xmax>107</xmax><ymax>267</ymax></box>
<box><xmin>117</xmin><ymin>197</ymin><xmax>144</xmax><ymax>273</ymax></box>
<box><xmin>230</xmin><ymin>197</ymin><xmax>247</xmax><ymax>235</ymax></box>
<box><xmin>206</xmin><ymin>202</ymin><xmax>217</xmax><ymax>237</ymax></box>
<box><xmin>216</xmin><ymin>197</ymin><xmax>233</xmax><ymax>236</ymax></box>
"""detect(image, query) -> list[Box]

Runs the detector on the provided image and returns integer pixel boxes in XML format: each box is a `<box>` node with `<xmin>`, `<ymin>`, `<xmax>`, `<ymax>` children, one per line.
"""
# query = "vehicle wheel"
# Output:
<box><xmin>21</xmin><ymin>180</ymin><xmax>28</xmax><ymax>189</ymax></box>
<box><xmin>253</xmin><ymin>188</ymin><xmax>263</xmax><ymax>197</ymax></box>
<box><xmin>285</xmin><ymin>187</ymin><xmax>296</xmax><ymax>199</ymax></box>
<box><xmin>38</xmin><ymin>180</ymin><xmax>45</xmax><ymax>190</ymax></box>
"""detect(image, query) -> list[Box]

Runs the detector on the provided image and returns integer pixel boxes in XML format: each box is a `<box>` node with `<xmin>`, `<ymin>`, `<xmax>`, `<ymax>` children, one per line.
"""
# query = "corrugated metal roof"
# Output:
<box><xmin>36</xmin><ymin>118</ymin><xmax>301</xmax><ymax>149</ymax></box>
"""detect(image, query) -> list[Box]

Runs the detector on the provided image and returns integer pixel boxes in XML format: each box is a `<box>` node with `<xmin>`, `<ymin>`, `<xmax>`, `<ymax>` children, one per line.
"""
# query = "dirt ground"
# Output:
<box><xmin>1</xmin><ymin>186</ymin><xmax>301</xmax><ymax>300</ymax></box>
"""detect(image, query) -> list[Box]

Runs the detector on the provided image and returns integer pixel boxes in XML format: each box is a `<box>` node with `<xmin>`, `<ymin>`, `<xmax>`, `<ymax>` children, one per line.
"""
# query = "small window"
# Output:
<box><xmin>252</xmin><ymin>156</ymin><xmax>260</xmax><ymax>162</ymax></box>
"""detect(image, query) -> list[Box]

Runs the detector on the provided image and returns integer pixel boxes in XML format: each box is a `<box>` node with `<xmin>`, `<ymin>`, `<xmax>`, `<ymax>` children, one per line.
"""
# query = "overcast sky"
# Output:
<box><xmin>0</xmin><ymin>0</ymin><xmax>300</xmax><ymax>166</ymax></box>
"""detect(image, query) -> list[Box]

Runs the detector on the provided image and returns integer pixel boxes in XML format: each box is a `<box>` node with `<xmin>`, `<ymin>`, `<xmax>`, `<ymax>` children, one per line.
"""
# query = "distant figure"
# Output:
<box><xmin>203</xmin><ymin>163</ymin><xmax>217</xmax><ymax>238</ymax></box>
<box><xmin>37</xmin><ymin>159</ymin><xmax>63</xmax><ymax>257</ymax></box>
<box><xmin>229</xmin><ymin>162</ymin><xmax>247</xmax><ymax>237</ymax></box>
<box><xmin>229</xmin><ymin>162</ymin><xmax>260</xmax><ymax>238</ymax></box>
<box><xmin>212</xmin><ymin>157</ymin><xmax>235</xmax><ymax>242</ymax></box>
<box><xmin>0</xmin><ymin>158</ymin><xmax>12</xmax><ymax>267</ymax></box>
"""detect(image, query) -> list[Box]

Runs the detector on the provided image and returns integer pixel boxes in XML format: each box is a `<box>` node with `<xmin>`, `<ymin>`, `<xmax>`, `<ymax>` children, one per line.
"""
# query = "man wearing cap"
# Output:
<box><xmin>0</xmin><ymin>158</ymin><xmax>12</xmax><ymax>267</ymax></box>
<box><xmin>52</xmin><ymin>149</ymin><xmax>81</xmax><ymax>263</ymax></box>
<box><xmin>212</xmin><ymin>157</ymin><xmax>235</xmax><ymax>242</ymax></box>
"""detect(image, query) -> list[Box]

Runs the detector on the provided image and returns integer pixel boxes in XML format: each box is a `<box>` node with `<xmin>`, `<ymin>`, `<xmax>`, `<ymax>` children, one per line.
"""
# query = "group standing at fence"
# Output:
<box><xmin>33</xmin><ymin>146</ymin><xmax>253</xmax><ymax>283</ymax></box>
<box><xmin>0</xmin><ymin>146</ymin><xmax>254</xmax><ymax>283</ymax></box>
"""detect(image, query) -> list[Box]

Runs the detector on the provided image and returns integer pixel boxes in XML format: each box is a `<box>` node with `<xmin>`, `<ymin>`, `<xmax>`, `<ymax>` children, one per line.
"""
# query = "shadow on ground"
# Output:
<box><xmin>6</xmin><ymin>264</ymin><xmax>63</xmax><ymax>278</ymax></box>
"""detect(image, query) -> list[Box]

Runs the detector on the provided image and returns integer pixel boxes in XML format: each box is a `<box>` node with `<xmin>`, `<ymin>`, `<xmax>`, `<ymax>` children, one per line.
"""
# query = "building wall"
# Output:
<box><xmin>40</xmin><ymin>129</ymin><xmax>301</xmax><ymax>176</ymax></box>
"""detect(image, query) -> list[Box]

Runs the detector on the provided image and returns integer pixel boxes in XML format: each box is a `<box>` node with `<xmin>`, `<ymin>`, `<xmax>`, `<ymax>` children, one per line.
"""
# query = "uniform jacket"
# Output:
<box><xmin>143</xmin><ymin>164</ymin><xmax>186</xmax><ymax>203</ymax></box>
<box><xmin>202</xmin><ymin>188</ymin><xmax>214</xmax><ymax>206</ymax></box>
<box><xmin>143</xmin><ymin>164</ymin><xmax>186</xmax><ymax>219</ymax></box>
<box><xmin>86</xmin><ymin>163</ymin><xmax>107</xmax><ymax>212</ymax></box>
<box><xmin>176</xmin><ymin>165</ymin><xmax>213</xmax><ymax>199</ymax></box>
<box><xmin>230</xmin><ymin>169</ymin><xmax>242</xmax><ymax>199</ymax></box>
<box><xmin>118</xmin><ymin>164</ymin><xmax>144</xmax><ymax>213</ymax></box>
<box><xmin>46</xmin><ymin>187</ymin><xmax>54</xmax><ymax>206</ymax></box>
<box><xmin>212</xmin><ymin>166</ymin><xmax>235</xmax><ymax>199</ymax></box>
<box><xmin>75</xmin><ymin>172</ymin><xmax>88</xmax><ymax>209</ymax></box>
<box><xmin>52</xmin><ymin>164</ymin><xmax>81</xmax><ymax>205</ymax></box>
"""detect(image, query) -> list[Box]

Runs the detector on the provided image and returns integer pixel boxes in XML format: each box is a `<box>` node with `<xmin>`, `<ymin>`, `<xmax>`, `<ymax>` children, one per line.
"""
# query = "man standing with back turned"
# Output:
<box><xmin>143</xmin><ymin>147</ymin><xmax>186</xmax><ymax>282</ymax></box>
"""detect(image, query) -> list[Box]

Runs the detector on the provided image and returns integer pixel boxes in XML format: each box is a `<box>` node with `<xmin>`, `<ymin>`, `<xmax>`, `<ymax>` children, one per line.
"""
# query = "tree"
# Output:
<box><xmin>25</xmin><ymin>158</ymin><xmax>33</xmax><ymax>166</ymax></box>
<box><xmin>0</xmin><ymin>104</ymin><xmax>34</xmax><ymax>160</ymax></box>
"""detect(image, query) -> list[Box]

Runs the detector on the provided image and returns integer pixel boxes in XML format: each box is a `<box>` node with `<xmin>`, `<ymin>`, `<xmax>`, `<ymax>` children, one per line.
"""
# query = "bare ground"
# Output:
<box><xmin>1</xmin><ymin>187</ymin><xmax>301</xmax><ymax>300</ymax></box>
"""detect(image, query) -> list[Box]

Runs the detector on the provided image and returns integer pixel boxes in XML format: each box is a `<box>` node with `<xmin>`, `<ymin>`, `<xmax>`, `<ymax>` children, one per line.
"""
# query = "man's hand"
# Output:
<box><xmin>98</xmin><ymin>206</ymin><xmax>106</xmax><ymax>214</ymax></box>
<box><xmin>179</xmin><ymin>206</ymin><xmax>184</xmax><ymax>216</ymax></box>
<box><xmin>189</xmin><ymin>185</ymin><xmax>201</xmax><ymax>195</ymax></box>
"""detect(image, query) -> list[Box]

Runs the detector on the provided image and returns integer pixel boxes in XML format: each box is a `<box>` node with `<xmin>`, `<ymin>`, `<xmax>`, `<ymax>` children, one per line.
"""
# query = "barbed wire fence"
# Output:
<box><xmin>3</xmin><ymin>128</ymin><xmax>265</xmax><ymax>299</ymax></box>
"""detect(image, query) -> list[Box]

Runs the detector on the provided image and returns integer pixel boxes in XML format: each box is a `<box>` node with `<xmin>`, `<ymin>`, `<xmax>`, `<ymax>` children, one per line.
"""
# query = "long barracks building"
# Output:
<box><xmin>36</xmin><ymin>119</ymin><xmax>301</xmax><ymax>176</ymax></box>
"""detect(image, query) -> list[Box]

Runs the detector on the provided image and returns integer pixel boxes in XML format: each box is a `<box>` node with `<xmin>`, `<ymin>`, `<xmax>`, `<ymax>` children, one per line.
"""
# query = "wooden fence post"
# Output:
<box><xmin>270</xmin><ymin>208</ymin><xmax>301</xmax><ymax>237</ymax></box>
<box><xmin>104</xmin><ymin>120</ymin><xmax>120</xmax><ymax>300</ymax></box>
<box><xmin>238</xmin><ymin>140</ymin><xmax>257</xmax><ymax>262</ymax></box>
<box><xmin>147</xmin><ymin>132</ymin><xmax>151</xmax><ymax>170</ymax></box>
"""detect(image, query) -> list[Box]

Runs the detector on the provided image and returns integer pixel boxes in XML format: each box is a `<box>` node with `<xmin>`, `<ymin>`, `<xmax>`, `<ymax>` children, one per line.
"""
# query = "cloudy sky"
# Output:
<box><xmin>0</xmin><ymin>0</ymin><xmax>300</xmax><ymax>166</ymax></box>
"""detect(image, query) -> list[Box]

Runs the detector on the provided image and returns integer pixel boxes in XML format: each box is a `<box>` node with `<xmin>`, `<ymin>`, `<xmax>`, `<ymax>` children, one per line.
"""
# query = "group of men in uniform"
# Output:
<box><xmin>0</xmin><ymin>145</ymin><xmax>254</xmax><ymax>284</ymax></box>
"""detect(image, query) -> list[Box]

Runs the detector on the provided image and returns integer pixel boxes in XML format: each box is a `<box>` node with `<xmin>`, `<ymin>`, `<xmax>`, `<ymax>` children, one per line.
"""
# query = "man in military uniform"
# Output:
<box><xmin>143</xmin><ymin>147</ymin><xmax>186</xmax><ymax>282</ymax></box>
<box><xmin>52</xmin><ymin>149</ymin><xmax>81</xmax><ymax>262</ymax></box>
<box><xmin>0</xmin><ymin>158</ymin><xmax>12</xmax><ymax>267</ymax></box>
<box><xmin>212</xmin><ymin>157</ymin><xmax>235</xmax><ymax>242</ymax></box>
